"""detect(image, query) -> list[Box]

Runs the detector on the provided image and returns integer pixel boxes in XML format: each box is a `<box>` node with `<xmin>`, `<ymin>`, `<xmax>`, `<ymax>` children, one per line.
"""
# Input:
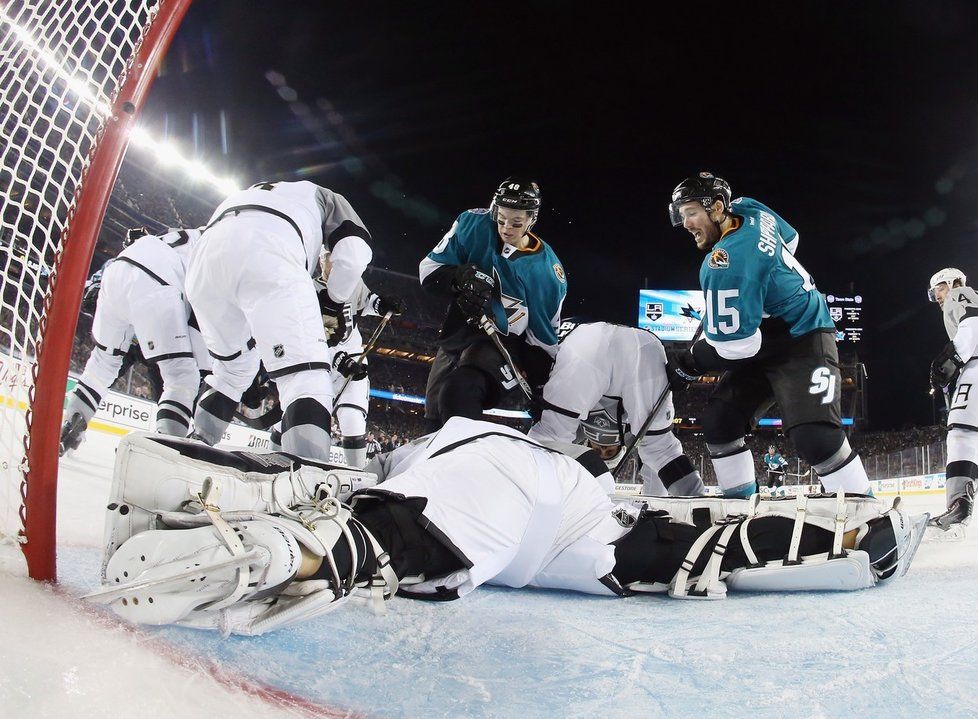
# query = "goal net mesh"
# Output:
<box><xmin>0</xmin><ymin>0</ymin><xmax>173</xmax><ymax>575</ymax></box>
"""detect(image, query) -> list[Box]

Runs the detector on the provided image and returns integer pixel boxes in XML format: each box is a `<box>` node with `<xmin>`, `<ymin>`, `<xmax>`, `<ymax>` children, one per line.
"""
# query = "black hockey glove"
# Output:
<box><xmin>452</xmin><ymin>263</ymin><xmax>495</xmax><ymax>320</ymax></box>
<box><xmin>374</xmin><ymin>295</ymin><xmax>406</xmax><ymax>316</ymax></box>
<box><xmin>930</xmin><ymin>341</ymin><xmax>963</xmax><ymax>390</ymax></box>
<box><xmin>333</xmin><ymin>351</ymin><xmax>368</xmax><ymax>381</ymax></box>
<box><xmin>318</xmin><ymin>290</ymin><xmax>348</xmax><ymax>347</ymax></box>
<box><xmin>666</xmin><ymin>350</ymin><xmax>703</xmax><ymax>392</ymax></box>
<box><xmin>80</xmin><ymin>278</ymin><xmax>101</xmax><ymax>315</ymax></box>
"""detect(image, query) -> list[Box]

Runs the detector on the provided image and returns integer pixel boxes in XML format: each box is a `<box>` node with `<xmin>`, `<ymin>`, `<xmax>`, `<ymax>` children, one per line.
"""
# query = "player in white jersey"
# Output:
<box><xmin>186</xmin><ymin>180</ymin><xmax>372</xmax><ymax>462</ymax></box>
<box><xmin>91</xmin><ymin>418</ymin><xmax>925</xmax><ymax>635</ymax></box>
<box><xmin>320</xmin><ymin>252</ymin><xmax>405</xmax><ymax>468</ymax></box>
<box><xmin>926</xmin><ymin>268</ymin><xmax>978</xmax><ymax>530</ymax></box>
<box><xmin>60</xmin><ymin>228</ymin><xmax>208</xmax><ymax>453</ymax></box>
<box><xmin>528</xmin><ymin>321</ymin><xmax>704</xmax><ymax>496</ymax></box>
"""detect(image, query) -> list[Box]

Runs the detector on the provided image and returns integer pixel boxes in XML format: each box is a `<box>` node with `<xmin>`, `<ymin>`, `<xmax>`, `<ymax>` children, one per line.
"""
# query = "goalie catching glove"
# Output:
<box><xmin>452</xmin><ymin>263</ymin><xmax>495</xmax><ymax>320</ymax></box>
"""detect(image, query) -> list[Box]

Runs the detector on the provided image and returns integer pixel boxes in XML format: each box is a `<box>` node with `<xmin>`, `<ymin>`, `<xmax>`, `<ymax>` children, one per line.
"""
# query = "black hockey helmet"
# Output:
<box><xmin>668</xmin><ymin>172</ymin><xmax>732</xmax><ymax>226</ymax></box>
<box><xmin>491</xmin><ymin>177</ymin><xmax>542</xmax><ymax>220</ymax></box>
<box><xmin>124</xmin><ymin>226</ymin><xmax>149</xmax><ymax>247</ymax></box>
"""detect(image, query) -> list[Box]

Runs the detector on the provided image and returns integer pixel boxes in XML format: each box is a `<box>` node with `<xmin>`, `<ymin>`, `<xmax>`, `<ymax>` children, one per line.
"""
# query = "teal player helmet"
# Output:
<box><xmin>668</xmin><ymin>172</ymin><xmax>732</xmax><ymax>226</ymax></box>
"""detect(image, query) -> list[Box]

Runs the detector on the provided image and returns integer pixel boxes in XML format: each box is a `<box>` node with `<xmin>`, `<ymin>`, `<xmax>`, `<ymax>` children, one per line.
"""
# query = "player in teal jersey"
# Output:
<box><xmin>666</xmin><ymin>172</ymin><xmax>871</xmax><ymax>498</ymax></box>
<box><xmin>419</xmin><ymin>177</ymin><xmax>567</xmax><ymax>429</ymax></box>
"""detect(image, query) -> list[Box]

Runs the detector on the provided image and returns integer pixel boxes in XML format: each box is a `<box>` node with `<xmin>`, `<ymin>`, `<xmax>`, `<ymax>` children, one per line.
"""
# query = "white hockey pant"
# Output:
<box><xmin>69</xmin><ymin>346</ymin><xmax>124</xmax><ymax>424</ymax></box>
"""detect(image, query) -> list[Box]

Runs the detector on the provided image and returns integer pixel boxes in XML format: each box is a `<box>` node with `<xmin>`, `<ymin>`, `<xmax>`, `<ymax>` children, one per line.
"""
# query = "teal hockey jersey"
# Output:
<box><xmin>699</xmin><ymin>197</ymin><xmax>833</xmax><ymax>360</ymax></box>
<box><xmin>420</xmin><ymin>209</ymin><xmax>567</xmax><ymax>351</ymax></box>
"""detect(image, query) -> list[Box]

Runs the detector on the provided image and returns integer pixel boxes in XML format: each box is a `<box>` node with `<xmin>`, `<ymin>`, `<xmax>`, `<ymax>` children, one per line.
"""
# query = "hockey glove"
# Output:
<box><xmin>80</xmin><ymin>278</ymin><xmax>101</xmax><ymax>315</ymax></box>
<box><xmin>333</xmin><ymin>351</ymin><xmax>368</xmax><ymax>381</ymax></box>
<box><xmin>318</xmin><ymin>290</ymin><xmax>348</xmax><ymax>347</ymax></box>
<box><xmin>452</xmin><ymin>263</ymin><xmax>495</xmax><ymax>320</ymax></box>
<box><xmin>666</xmin><ymin>350</ymin><xmax>703</xmax><ymax>392</ymax></box>
<box><xmin>374</xmin><ymin>295</ymin><xmax>406</xmax><ymax>316</ymax></box>
<box><xmin>930</xmin><ymin>341</ymin><xmax>963</xmax><ymax>390</ymax></box>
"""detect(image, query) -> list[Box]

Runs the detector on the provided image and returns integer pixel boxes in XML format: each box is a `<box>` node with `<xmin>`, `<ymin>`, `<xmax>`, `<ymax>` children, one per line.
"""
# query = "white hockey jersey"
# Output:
<box><xmin>528</xmin><ymin>322</ymin><xmax>684</xmax><ymax>493</ymax></box>
<box><xmin>357</xmin><ymin>417</ymin><xmax>625</xmax><ymax>599</ymax></box>
<box><xmin>114</xmin><ymin>228</ymin><xmax>201</xmax><ymax>289</ymax></box>
<box><xmin>207</xmin><ymin>180</ymin><xmax>372</xmax><ymax>302</ymax></box>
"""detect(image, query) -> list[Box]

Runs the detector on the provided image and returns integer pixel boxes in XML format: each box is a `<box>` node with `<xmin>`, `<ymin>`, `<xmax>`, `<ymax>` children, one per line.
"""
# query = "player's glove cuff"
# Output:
<box><xmin>333</xmin><ymin>351</ymin><xmax>368</xmax><ymax>380</ymax></box>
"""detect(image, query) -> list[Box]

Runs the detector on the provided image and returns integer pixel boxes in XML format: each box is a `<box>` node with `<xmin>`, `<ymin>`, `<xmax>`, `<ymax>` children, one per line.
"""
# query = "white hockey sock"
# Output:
<box><xmin>710</xmin><ymin>447</ymin><xmax>756</xmax><ymax>498</ymax></box>
<box><xmin>818</xmin><ymin>453</ymin><xmax>871</xmax><ymax>494</ymax></box>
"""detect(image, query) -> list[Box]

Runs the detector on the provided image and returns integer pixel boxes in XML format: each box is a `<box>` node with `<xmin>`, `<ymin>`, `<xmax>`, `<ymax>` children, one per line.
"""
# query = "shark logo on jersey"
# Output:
<box><xmin>499</xmin><ymin>292</ymin><xmax>529</xmax><ymax>334</ymax></box>
<box><xmin>708</xmin><ymin>248</ymin><xmax>730</xmax><ymax>269</ymax></box>
<box><xmin>553</xmin><ymin>263</ymin><xmax>566</xmax><ymax>282</ymax></box>
<box><xmin>645</xmin><ymin>302</ymin><xmax>664</xmax><ymax>321</ymax></box>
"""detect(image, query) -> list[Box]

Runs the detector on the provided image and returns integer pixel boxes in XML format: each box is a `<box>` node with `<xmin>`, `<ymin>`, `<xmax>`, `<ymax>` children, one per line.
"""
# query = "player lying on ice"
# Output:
<box><xmin>88</xmin><ymin>417</ymin><xmax>928</xmax><ymax>636</ymax></box>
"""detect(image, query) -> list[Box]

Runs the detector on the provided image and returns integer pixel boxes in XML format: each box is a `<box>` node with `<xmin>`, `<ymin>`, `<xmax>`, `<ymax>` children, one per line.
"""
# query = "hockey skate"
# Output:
<box><xmin>58</xmin><ymin>412</ymin><xmax>87</xmax><ymax>456</ymax></box>
<box><xmin>926</xmin><ymin>482</ymin><xmax>974</xmax><ymax>541</ymax></box>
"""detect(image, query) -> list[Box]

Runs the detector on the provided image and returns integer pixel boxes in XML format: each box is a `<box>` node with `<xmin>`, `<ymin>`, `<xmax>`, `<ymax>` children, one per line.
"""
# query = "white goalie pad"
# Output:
<box><xmin>725</xmin><ymin>550</ymin><xmax>875</xmax><ymax>592</ymax></box>
<box><xmin>620</xmin><ymin>492</ymin><xmax>923</xmax><ymax>599</ymax></box>
<box><xmin>101</xmin><ymin>433</ymin><xmax>377</xmax><ymax>579</ymax></box>
<box><xmin>628</xmin><ymin>492</ymin><xmax>889</xmax><ymax>535</ymax></box>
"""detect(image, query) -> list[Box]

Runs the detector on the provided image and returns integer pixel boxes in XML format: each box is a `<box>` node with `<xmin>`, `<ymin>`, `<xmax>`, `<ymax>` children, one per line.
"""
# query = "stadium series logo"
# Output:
<box><xmin>708</xmin><ymin>248</ymin><xmax>729</xmax><ymax>269</ymax></box>
<box><xmin>645</xmin><ymin>302</ymin><xmax>663</xmax><ymax>321</ymax></box>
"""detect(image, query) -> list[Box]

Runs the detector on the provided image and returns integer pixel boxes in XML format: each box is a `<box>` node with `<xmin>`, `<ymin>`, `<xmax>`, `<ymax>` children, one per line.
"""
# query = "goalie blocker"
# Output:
<box><xmin>89</xmin><ymin>424</ymin><xmax>927</xmax><ymax>635</ymax></box>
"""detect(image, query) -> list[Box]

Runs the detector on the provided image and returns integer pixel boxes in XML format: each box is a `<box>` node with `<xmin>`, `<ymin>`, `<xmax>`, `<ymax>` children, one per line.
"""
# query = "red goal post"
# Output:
<box><xmin>0</xmin><ymin>0</ymin><xmax>192</xmax><ymax>581</ymax></box>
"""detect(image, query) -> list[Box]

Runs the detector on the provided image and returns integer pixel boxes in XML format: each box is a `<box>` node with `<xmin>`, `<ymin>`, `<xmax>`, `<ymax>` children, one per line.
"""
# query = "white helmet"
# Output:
<box><xmin>927</xmin><ymin>267</ymin><xmax>966</xmax><ymax>302</ymax></box>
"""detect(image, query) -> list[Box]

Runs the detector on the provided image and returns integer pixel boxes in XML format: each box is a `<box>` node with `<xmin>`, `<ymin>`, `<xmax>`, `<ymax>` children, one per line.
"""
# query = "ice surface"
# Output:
<box><xmin>2</xmin><ymin>430</ymin><xmax>976</xmax><ymax>718</ymax></box>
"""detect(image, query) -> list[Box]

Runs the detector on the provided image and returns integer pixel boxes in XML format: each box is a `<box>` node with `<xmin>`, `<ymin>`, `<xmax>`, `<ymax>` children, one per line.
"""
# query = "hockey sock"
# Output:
<box><xmin>658</xmin><ymin>455</ymin><xmax>704</xmax><ymax>496</ymax></box>
<box><xmin>708</xmin><ymin>440</ymin><xmax>756</xmax><ymax>498</ymax></box>
<box><xmin>340</xmin><ymin>434</ymin><xmax>368</xmax><ymax>469</ymax></box>
<box><xmin>280</xmin><ymin>397</ymin><xmax>332</xmax><ymax>462</ymax></box>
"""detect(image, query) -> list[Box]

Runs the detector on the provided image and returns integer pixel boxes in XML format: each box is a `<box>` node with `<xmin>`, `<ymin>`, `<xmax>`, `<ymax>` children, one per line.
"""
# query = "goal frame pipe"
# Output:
<box><xmin>21</xmin><ymin>0</ymin><xmax>194</xmax><ymax>581</ymax></box>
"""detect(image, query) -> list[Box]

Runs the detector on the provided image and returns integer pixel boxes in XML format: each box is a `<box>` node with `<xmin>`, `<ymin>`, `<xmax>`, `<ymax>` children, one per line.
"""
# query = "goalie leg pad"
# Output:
<box><xmin>725</xmin><ymin>551</ymin><xmax>875</xmax><ymax>592</ymax></box>
<box><xmin>101</xmin><ymin>520</ymin><xmax>301</xmax><ymax>626</ymax></box>
<box><xmin>101</xmin><ymin>433</ymin><xmax>378</xmax><ymax>578</ymax></box>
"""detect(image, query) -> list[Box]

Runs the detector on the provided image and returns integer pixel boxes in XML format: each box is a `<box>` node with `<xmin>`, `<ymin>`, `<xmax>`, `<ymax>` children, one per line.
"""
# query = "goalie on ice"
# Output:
<box><xmin>88</xmin><ymin>418</ymin><xmax>928</xmax><ymax>636</ymax></box>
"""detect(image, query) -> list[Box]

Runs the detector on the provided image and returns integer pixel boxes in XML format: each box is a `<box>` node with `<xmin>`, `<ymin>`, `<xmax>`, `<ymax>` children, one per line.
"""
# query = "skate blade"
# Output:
<box><xmin>923</xmin><ymin>524</ymin><xmax>968</xmax><ymax>543</ymax></box>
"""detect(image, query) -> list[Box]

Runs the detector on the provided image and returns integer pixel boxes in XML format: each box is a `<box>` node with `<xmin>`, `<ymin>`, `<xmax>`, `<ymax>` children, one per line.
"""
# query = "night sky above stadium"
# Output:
<box><xmin>146</xmin><ymin>0</ymin><xmax>978</xmax><ymax>430</ymax></box>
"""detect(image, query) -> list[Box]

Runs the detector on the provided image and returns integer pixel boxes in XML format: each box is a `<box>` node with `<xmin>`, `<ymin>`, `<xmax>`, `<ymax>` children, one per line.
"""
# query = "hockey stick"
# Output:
<box><xmin>332</xmin><ymin>311</ymin><xmax>394</xmax><ymax>411</ymax></box>
<box><xmin>474</xmin><ymin>313</ymin><xmax>534</xmax><ymax>400</ymax></box>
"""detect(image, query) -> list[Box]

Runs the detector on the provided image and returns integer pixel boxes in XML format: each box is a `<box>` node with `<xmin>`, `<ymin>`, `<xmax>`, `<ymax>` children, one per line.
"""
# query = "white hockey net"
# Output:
<box><xmin>0</xmin><ymin>0</ymin><xmax>187</xmax><ymax>579</ymax></box>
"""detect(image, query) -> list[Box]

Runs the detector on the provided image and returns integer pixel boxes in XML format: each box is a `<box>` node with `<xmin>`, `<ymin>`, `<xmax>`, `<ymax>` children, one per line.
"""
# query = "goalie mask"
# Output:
<box><xmin>927</xmin><ymin>267</ymin><xmax>966</xmax><ymax>303</ymax></box>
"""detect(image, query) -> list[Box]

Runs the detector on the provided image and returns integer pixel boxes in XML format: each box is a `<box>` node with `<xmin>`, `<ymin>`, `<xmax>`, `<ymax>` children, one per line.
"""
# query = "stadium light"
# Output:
<box><xmin>3</xmin><ymin>7</ymin><xmax>238</xmax><ymax>197</ymax></box>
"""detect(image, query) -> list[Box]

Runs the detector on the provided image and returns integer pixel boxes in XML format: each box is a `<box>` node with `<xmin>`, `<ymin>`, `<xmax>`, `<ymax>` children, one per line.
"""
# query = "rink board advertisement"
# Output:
<box><xmin>637</xmin><ymin>289</ymin><xmax>704</xmax><ymax>341</ymax></box>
